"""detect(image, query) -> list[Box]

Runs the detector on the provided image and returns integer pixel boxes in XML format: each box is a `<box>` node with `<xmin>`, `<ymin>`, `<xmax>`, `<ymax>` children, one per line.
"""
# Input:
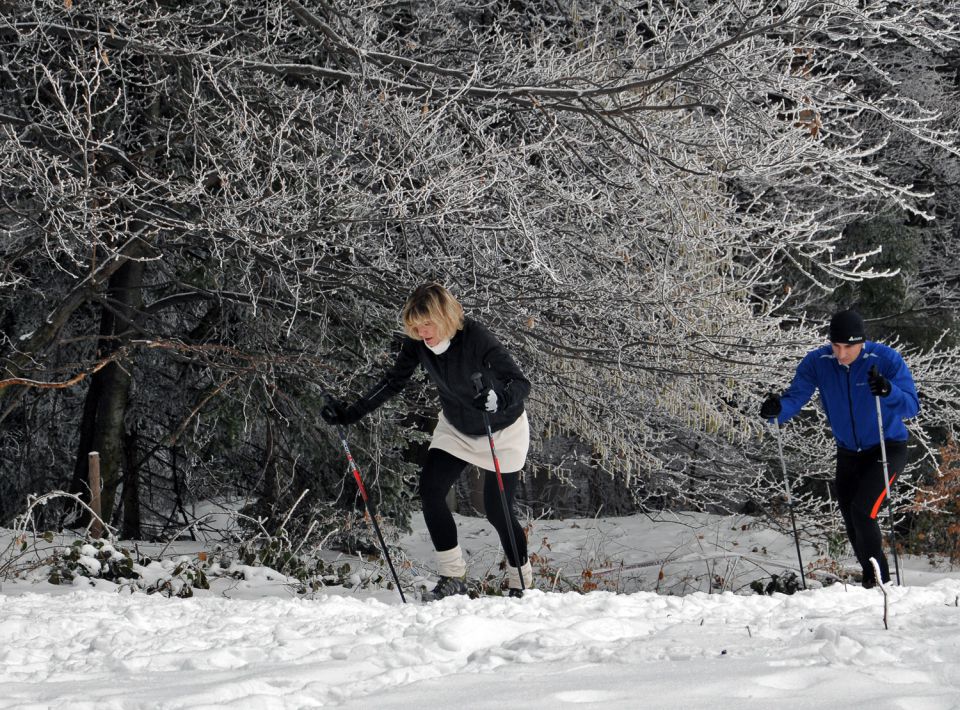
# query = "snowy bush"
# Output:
<box><xmin>46</xmin><ymin>540</ymin><xmax>138</xmax><ymax>586</ymax></box>
<box><xmin>140</xmin><ymin>557</ymin><xmax>211</xmax><ymax>599</ymax></box>
<box><xmin>236</xmin><ymin>538</ymin><xmax>358</xmax><ymax>593</ymax></box>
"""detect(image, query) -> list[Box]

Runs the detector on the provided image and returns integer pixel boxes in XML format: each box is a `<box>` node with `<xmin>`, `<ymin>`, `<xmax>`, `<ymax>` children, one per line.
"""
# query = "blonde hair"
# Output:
<box><xmin>401</xmin><ymin>284</ymin><xmax>465</xmax><ymax>341</ymax></box>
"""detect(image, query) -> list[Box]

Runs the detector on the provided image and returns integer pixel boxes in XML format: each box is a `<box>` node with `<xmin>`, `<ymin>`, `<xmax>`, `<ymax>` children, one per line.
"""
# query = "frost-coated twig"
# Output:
<box><xmin>869</xmin><ymin>557</ymin><xmax>890</xmax><ymax>630</ymax></box>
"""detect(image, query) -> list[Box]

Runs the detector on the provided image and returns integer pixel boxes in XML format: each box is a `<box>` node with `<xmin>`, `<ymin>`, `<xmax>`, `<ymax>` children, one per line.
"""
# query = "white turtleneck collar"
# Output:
<box><xmin>426</xmin><ymin>338</ymin><xmax>451</xmax><ymax>355</ymax></box>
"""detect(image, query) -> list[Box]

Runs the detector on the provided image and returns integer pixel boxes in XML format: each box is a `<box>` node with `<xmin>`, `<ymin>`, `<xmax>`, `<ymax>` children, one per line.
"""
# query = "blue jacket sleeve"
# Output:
<box><xmin>776</xmin><ymin>351</ymin><xmax>819</xmax><ymax>424</ymax></box>
<box><xmin>877</xmin><ymin>349</ymin><xmax>920</xmax><ymax>420</ymax></box>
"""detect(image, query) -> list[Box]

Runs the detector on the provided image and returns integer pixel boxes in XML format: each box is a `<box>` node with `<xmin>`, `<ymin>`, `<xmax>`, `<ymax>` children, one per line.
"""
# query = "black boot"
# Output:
<box><xmin>429</xmin><ymin>575</ymin><xmax>468</xmax><ymax>601</ymax></box>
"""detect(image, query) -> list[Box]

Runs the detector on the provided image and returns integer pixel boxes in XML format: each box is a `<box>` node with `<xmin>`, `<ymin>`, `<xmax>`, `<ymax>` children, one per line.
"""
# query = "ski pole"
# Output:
<box><xmin>770</xmin><ymin>420</ymin><xmax>807</xmax><ymax>590</ymax></box>
<box><xmin>331</xmin><ymin>423</ymin><xmax>407</xmax><ymax>603</ymax></box>
<box><xmin>272</xmin><ymin>387</ymin><xmax>407</xmax><ymax>601</ymax></box>
<box><xmin>471</xmin><ymin>372</ymin><xmax>525</xmax><ymax>592</ymax></box>
<box><xmin>870</xmin><ymin>366</ymin><xmax>902</xmax><ymax>586</ymax></box>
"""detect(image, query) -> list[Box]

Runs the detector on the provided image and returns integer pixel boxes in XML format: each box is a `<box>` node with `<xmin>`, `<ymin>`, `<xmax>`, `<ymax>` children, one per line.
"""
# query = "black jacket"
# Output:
<box><xmin>354</xmin><ymin>318</ymin><xmax>530</xmax><ymax>435</ymax></box>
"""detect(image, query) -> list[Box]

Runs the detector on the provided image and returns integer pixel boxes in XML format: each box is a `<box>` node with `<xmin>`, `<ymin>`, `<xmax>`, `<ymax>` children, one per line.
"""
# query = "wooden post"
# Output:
<box><xmin>88</xmin><ymin>451</ymin><xmax>103</xmax><ymax>538</ymax></box>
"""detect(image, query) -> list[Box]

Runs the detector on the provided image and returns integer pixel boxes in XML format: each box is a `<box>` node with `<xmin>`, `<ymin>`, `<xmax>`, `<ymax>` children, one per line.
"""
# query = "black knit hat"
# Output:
<box><xmin>829</xmin><ymin>309</ymin><xmax>865</xmax><ymax>344</ymax></box>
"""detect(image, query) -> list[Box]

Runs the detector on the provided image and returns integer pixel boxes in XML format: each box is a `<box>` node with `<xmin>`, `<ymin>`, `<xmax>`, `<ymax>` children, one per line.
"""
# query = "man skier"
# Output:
<box><xmin>760</xmin><ymin>309</ymin><xmax>919</xmax><ymax>587</ymax></box>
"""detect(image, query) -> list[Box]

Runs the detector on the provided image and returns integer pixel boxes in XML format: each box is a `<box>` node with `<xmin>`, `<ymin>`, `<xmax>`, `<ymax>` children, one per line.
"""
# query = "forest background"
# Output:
<box><xmin>2</xmin><ymin>0</ymin><xmax>960</xmax><ymax>576</ymax></box>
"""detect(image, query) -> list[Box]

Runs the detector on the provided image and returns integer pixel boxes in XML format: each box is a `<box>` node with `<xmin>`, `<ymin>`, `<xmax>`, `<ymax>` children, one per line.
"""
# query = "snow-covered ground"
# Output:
<box><xmin>1</xmin><ymin>509</ymin><xmax>959</xmax><ymax>709</ymax></box>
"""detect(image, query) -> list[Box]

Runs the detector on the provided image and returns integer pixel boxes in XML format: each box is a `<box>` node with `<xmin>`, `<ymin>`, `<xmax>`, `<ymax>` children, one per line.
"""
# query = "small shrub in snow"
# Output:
<box><xmin>236</xmin><ymin>539</ymin><xmax>364</xmax><ymax>593</ymax></box>
<box><xmin>144</xmin><ymin>558</ymin><xmax>210</xmax><ymax>598</ymax></box>
<box><xmin>47</xmin><ymin>540</ymin><xmax>138</xmax><ymax>585</ymax></box>
<box><xmin>750</xmin><ymin>572</ymin><xmax>802</xmax><ymax>596</ymax></box>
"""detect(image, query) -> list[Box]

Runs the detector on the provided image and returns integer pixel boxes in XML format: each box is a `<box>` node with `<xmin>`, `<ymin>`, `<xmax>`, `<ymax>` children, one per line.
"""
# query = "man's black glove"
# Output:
<box><xmin>321</xmin><ymin>398</ymin><xmax>364</xmax><ymax>426</ymax></box>
<box><xmin>868</xmin><ymin>365</ymin><xmax>891</xmax><ymax>398</ymax></box>
<box><xmin>760</xmin><ymin>393</ymin><xmax>782</xmax><ymax>419</ymax></box>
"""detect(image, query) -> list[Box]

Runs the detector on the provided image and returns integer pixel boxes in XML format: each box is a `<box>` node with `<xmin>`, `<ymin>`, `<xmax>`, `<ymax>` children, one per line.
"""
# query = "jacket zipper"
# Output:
<box><xmin>843</xmin><ymin>365</ymin><xmax>860</xmax><ymax>450</ymax></box>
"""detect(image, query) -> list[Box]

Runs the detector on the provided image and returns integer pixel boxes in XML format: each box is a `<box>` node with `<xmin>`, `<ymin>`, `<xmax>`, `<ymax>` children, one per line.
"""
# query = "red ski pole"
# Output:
<box><xmin>471</xmin><ymin>372</ymin><xmax>525</xmax><ymax>593</ymax></box>
<box><xmin>333</xmin><ymin>424</ymin><xmax>407</xmax><ymax>603</ymax></box>
<box><xmin>274</xmin><ymin>387</ymin><xmax>406</xmax><ymax>601</ymax></box>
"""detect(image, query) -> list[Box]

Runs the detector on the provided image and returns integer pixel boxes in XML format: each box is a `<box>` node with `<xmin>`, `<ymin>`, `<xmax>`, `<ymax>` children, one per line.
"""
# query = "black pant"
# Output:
<box><xmin>419</xmin><ymin>448</ymin><xmax>527</xmax><ymax>567</ymax></box>
<box><xmin>835</xmin><ymin>441</ymin><xmax>906</xmax><ymax>583</ymax></box>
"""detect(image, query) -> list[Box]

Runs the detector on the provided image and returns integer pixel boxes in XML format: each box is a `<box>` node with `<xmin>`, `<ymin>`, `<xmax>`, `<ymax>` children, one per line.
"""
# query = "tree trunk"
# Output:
<box><xmin>121</xmin><ymin>427</ymin><xmax>141</xmax><ymax>539</ymax></box>
<box><xmin>69</xmin><ymin>317</ymin><xmax>112</xmax><ymax>499</ymax></box>
<box><xmin>72</xmin><ymin>257</ymin><xmax>145</xmax><ymax>527</ymax></box>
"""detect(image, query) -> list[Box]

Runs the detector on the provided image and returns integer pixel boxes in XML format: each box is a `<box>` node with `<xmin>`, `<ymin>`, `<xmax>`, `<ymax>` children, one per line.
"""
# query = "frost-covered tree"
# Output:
<box><xmin>1</xmin><ymin>1</ymin><xmax>959</xmax><ymax>538</ymax></box>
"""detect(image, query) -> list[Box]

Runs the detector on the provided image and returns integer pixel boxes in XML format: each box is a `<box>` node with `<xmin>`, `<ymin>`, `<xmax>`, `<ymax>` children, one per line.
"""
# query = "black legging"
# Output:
<box><xmin>835</xmin><ymin>440</ymin><xmax>907</xmax><ymax>583</ymax></box>
<box><xmin>419</xmin><ymin>448</ymin><xmax>527</xmax><ymax>567</ymax></box>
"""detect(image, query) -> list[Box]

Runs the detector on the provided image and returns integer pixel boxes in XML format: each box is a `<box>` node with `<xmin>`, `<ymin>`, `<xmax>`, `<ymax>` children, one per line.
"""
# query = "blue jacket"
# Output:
<box><xmin>775</xmin><ymin>341</ymin><xmax>919</xmax><ymax>451</ymax></box>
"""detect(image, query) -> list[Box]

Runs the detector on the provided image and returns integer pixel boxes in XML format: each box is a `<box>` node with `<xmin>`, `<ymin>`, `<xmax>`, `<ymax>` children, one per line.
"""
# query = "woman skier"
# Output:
<box><xmin>322</xmin><ymin>283</ymin><xmax>533</xmax><ymax>600</ymax></box>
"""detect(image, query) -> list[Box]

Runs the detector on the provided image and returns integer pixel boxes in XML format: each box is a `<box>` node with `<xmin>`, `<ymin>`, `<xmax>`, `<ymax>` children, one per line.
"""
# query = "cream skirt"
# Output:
<box><xmin>429</xmin><ymin>411</ymin><xmax>529</xmax><ymax>473</ymax></box>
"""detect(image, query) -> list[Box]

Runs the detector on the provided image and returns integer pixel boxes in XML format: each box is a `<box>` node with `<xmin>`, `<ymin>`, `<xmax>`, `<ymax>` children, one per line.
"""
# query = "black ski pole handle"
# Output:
<box><xmin>471</xmin><ymin>371</ymin><xmax>485</xmax><ymax>394</ymax></box>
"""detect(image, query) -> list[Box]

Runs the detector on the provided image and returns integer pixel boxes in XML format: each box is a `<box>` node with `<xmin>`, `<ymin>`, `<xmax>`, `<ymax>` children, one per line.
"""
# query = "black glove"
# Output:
<box><xmin>321</xmin><ymin>398</ymin><xmax>364</xmax><ymax>426</ymax></box>
<box><xmin>760</xmin><ymin>393</ymin><xmax>782</xmax><ymax>419</ymax></box>
<box><xmin>471</xmin><ymin>387</ymin><xmax>503</xmax><ymax>413</ymax></box>
<box><xmin>868</xmin><ymin>365</ymin><xmax>891</xmax><ymax>398</ymax></box>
